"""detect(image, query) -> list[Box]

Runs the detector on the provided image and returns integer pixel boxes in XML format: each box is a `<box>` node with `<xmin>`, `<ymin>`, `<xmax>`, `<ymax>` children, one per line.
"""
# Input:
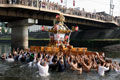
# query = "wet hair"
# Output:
<box><xmin>105</xmin><ymin>59</ymin><xmax>109</xmax><ymax>63</ymax></box>
<box><xmin>8</xmin><ymin>55</ymin><xmax>12</xmax><ymax>58</ymax></box>
<box><xmin>38</xmin><ymin>53</ymin><xmax>40</xmax><ymax>58</ymax></box>
<box><xmin>92</xmin><ymin>59</ymin><xmax>94</xmax><ymax>62</ymax></box>
<box><xmin>77</xmin><ymin>63</ymin><xmax>82</xmax><ymax>68</ymax></box>
<box><xmin>53</xmin><ymin>59</ymin><xmax>57</xmax><ymax>63</ymax></box>
<box><xmin>84</xmin><ymin>59</ymin><xmax>89</xmax><ymax>65</ymax></box>
<box><xmin>42</xmin><ymin>54</ymin><xmax>45</xmax><ymax>59</ymax></box>
<box><xmin>59</xmin><ymin>57</ymin><xmax>62</xmax><ymax>60</ymax></box>
<box><xmin>95</xmin><ymin>58</ymin><xmax>100</xmax><ymax>64</ymax></box>
<box><xmin>101</xmin><ymin>62</ymin><xmax>104</xmax><ymax>66</ymax></box>
<box><xmin>42</xmin><ymin>61</ymin><xmax>46</xmax><ymax>66</ymax></box>
<box><xmin>69</xmin><ymin>57</ymin><xmax>72</xmax><ymax>62</ymax></box>
<box><xmin>73</xmin><ymin>60</ymin><xmax>77</xmax><ymax>64</ymax></box>
<box><xmin>47</xmin><ymin>55</ymin><xmax>50</xmax><ymax>59</ymax></box>
<box><xmin>53</xmin><ymin>55</ymin><xmax>57</xmax><ymax>59</ymax></box>
<box><xmin>109</xmin><ymin>60</ymin><xmax>112</xmax><ymax>63</ymax></box>
<box><xmin>97</xmin><ymin>61</ymin><xmax>100</xmax><ymax>64</ymax></box>
<box><xmin>103</xmin><ymin>57</ymin><xmax>105</xmax><ymax>60</ymax></box>
<box><xmin>52</xmin><ymin>55</ymin><xmax>58</xmax><ymax>63</ymax></box>
<box><xmin>22</xmin><ymin>54</ymin><xmax>25</xmax><ymax>56</ymax></box>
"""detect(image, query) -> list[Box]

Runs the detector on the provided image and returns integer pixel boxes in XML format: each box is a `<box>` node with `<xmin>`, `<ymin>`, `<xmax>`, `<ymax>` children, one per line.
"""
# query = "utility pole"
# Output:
<box><xmin>65</xmin><ymin>0</ymin><xmax>67</xmax><ymax>8</ymax></box>
<box><xmin>109</xmin><ymin>0</ymin><xmax>115</xmax><ymax>20</ymax></box>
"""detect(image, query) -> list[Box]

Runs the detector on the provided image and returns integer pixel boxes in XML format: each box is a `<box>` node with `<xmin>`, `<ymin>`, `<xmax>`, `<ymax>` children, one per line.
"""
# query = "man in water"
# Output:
<box><xmin>6</xmin><ymin>53</ymin><xmax>14</xmax><ymax>62</ymax></box>
<box><xmin>57</xmin><ymin>57</ymin><xmax>65</xmax><ymax>72</ymax></box>
<box><xmin>37</xmin><ymin>58</ymin><xmax>49</xmax><ymax>77</ymax></box>
<box><xmin>1</xmin><ymin>53</ymin><xmax>7</xmax><ymax>61</ymax></box>
<box><xmin>98</xmin><ymin>62</ymin><xmax>109</xmax><ymax>76</ymax></box>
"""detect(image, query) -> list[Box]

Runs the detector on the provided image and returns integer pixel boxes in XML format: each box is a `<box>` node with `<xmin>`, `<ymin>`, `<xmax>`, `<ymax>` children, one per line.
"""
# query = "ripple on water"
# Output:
<box><xmin>0</xmin><ymin>62</ymin><xmax>120</xmax><ymax>80</ymax></box>
<box><xmin>0</xmin><ymin>63</ymin><xmax>10</xmax><ymax>76</ymax></box>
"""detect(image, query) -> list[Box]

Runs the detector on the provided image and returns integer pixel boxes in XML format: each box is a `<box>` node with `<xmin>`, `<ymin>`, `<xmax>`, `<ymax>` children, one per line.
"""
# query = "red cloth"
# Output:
<box><xmin>56</xmin><ymin>15</ymin><xmax>60</xmax><ymax>19</ymax></box>
<box><xmin>73</xmin><ymin>0</ymin><xmax>75</xmax><ymax>6</ymax></box>
<box><xmin>75</xmin><ymin>26</ymin><xmax>78</xmax><ymax>31</ymax></box>
<box><xmin>41</xmin><ymin>26</ymin><xmax>45</xmax><ymax>31</ymax></box>
<box><xmin>65</xmin><ymin>35</ymin><xmax>69</xmax><ymax>40</ymax></box>
<box><xmin>61</xmin><ymin>0</ymin><xmax>63</xmax><ymax>3</ymax></box>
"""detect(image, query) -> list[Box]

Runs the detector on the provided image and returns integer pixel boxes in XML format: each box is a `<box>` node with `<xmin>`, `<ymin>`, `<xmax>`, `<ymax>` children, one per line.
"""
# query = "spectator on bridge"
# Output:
<box><xmin>41</xmin><ymin>0</ymin><xmax>46</xmax><ymax>8</ymax></box>
<box><xmin>4</xmin><ymin>0</ymin><xmax>9</xmax><ymax>4</ymax></box>
<box><xmin>8</xmin><ymin>0</ymin><xmax>15</xmax><ymax>4</ymax></box>
<box><xmin>0</xmin><ymin>0</ymin><xmax>1</xmax><ymax>4</ymax></box>
<box><xmin>5</xmin><ymin>0</ymin><xmax>10</xmax><ymax>4</ymax></box>
<box><xmin>77</xmin><ymin>10</ymin><xmax>82</xmax><ymax>16</ymax></box>
<box><xmin>48</xmin><ymin>1</ymin><xmax>52</xmax><ymax>10</ymax></box>
<box><xmin>39</xmin><ymin>0</ymin><xmax>41</xmax><ymax>9</ymax></box>
<box><xmin>46</xmin><ymin>1</ymin><xmax>49</xmax><ymax>9</ymax></box>
<box><xmin>92</xmin><ymin>13</ymin><xmax>96</xmax><ymax>19</ymax></box>
<box><xmin>27</xmin><ymin>0</ymin><xmax>31</xmax><ymax>6</ymax></box>
<box><xmin>54</xmin><ymin>2</ymin><xmax>58</xmax><ymax>10</ymax></box>
<box><xmin>1</xmin><ymin>0</ymin><xmax>118</xmax><ymax>23</ymax></box>
<box><xmin>81</xmin><ymin>8</ymin><xmax>86</xmax><ymax>17</ymax></box>
<box><xmin>33</xmin><ymin>0</ymin><xmax>37</xmax><ymax>7</ymax></box>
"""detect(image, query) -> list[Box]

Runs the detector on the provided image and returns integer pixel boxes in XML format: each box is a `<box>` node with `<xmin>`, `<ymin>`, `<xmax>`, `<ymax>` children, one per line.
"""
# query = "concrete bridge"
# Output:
<box><xmin>0</xmin><ymin>2</ymin><xmax>119</xmax><ymax>49</ymax></box>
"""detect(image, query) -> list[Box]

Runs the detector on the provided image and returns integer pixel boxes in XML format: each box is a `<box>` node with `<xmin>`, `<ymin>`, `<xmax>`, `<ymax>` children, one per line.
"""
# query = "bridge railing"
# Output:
<box><xmin>0</xmin><ymin>0</ymin><xmax>119</xmax><ymax>25</ymax></box>
<box><xmin>0</xmin><ymin>0</ymin><xmax>39</xmax><ymax>7</ymax></box>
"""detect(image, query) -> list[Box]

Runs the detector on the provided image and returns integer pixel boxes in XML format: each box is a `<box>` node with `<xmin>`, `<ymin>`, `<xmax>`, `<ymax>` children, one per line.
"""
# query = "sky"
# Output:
<box><xmin>48</xmin><ymin>0</ymin><xmax>120</xmax><ymax>16</ymax></box>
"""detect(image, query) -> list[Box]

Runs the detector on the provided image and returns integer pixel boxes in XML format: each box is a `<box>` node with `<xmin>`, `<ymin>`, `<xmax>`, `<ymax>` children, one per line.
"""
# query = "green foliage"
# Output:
<box><xmin>1</xmin><ymin>27</ymin><xmax>5</xmax><ymax>34</ymax></box>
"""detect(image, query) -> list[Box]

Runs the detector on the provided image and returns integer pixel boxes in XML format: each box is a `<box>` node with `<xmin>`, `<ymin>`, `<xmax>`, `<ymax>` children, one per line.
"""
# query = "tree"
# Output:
<box><xmin>1</xmin><ymin>27</ymin><xmax>5</xmax><ymax>34</ymax></box>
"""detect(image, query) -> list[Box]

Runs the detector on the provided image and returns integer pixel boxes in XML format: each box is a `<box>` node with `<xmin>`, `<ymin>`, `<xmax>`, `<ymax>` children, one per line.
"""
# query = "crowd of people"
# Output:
<box><xmin>0</xmin><ymin>0</ymin><xmax>118</xmax><ymax>23</ymax></box>
<box><xmin>0</xmin><ymin>48</ymin><xmax>120</xmax><ymax>77</ymax></box>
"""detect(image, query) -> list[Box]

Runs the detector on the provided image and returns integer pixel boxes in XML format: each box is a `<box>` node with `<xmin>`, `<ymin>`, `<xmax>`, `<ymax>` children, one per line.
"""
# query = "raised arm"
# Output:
<box><xmin>96</xmin><ymin>53</ymin><xmax>105</xmax><ymax>63</ymax></box>
<box><xmin>81</xmin><ymin>58</ymin><xmax>92</xmax><ymax>72</ymax></box>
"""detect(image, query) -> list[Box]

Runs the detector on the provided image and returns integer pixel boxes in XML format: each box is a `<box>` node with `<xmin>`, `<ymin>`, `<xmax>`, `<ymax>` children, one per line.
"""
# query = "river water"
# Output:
<box><xmin>0</xmin><ymin>43</ymin><xmax>120</xmax><ymax>80</ymax></box>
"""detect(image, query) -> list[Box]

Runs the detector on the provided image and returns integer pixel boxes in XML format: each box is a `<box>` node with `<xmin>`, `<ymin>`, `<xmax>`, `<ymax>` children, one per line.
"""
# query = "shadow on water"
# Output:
<box><xmin>0</xmin><ymin>42</ymin><xmax>120</xmax><ymax>80</ymax></box>
<box><xmin>0</xmin><ymin>62</ymin><xmax>120</xmax><ymax>80</ymax></box>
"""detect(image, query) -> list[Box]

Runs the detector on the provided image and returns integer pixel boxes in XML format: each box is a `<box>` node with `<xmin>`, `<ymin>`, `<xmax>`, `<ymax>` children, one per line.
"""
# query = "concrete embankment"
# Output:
<box><xmin>71</xmin><ymin>28</ymin><xmax>120</xmax><ymax>40</ymax></box>
<box><xmin>104</xmin><ymin>44</ymin><xmax>120</xmax><ymax>52</ymax></box>
<box><xmin>1</xmin><ymin>28</ymin><xmax>120</xmax><ymax>49</ymax></box>
<box><xmin>0</xmin><ymin>39</ymin><xmax>120</xmax><ymax>48</ymax></box>
<box><xmin>70</xmin><ymin>39</ymin><xmax>120</xmax><ymax>48</ymax></box>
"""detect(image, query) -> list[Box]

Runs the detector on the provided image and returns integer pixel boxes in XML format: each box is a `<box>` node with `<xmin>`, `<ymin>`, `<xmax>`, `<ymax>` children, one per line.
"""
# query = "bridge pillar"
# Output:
<box><xmin>8</xmin><ymin>19</ymin><xmax>38</xmax><ymax>50</ymax></box>
<box><xmin>11</xmin><ymin>25</ymin><xmax>28</xmax><ymax>50</ymax></box>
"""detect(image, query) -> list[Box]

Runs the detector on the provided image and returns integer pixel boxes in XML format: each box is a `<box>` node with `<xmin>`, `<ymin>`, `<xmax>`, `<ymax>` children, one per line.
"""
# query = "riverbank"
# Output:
<box><xmin>0</xmin><ymin>38</ymin><xmax>120</xmax><ymax>48</ymax></box>
<box><xmin>104</xmin><ymin>44</ymin><xmax>120</xmax><ymax>52</ymax></box>
<box><xmin>71</xmin><ymin>39</ymin><xmax>120</xmax><ymax>48</ymax></box>
<box><xmin>0</xmin><ymin>38</ymin><xmax>50</xmax><ymax>43</ymax></box>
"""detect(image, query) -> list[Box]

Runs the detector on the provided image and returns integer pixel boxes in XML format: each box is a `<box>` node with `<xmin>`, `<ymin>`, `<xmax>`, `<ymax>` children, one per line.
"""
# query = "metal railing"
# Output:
<box><xmin>0</xmin><ymin>0</ymin><xmax>119</xmax><ymax>25</ymax></box>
